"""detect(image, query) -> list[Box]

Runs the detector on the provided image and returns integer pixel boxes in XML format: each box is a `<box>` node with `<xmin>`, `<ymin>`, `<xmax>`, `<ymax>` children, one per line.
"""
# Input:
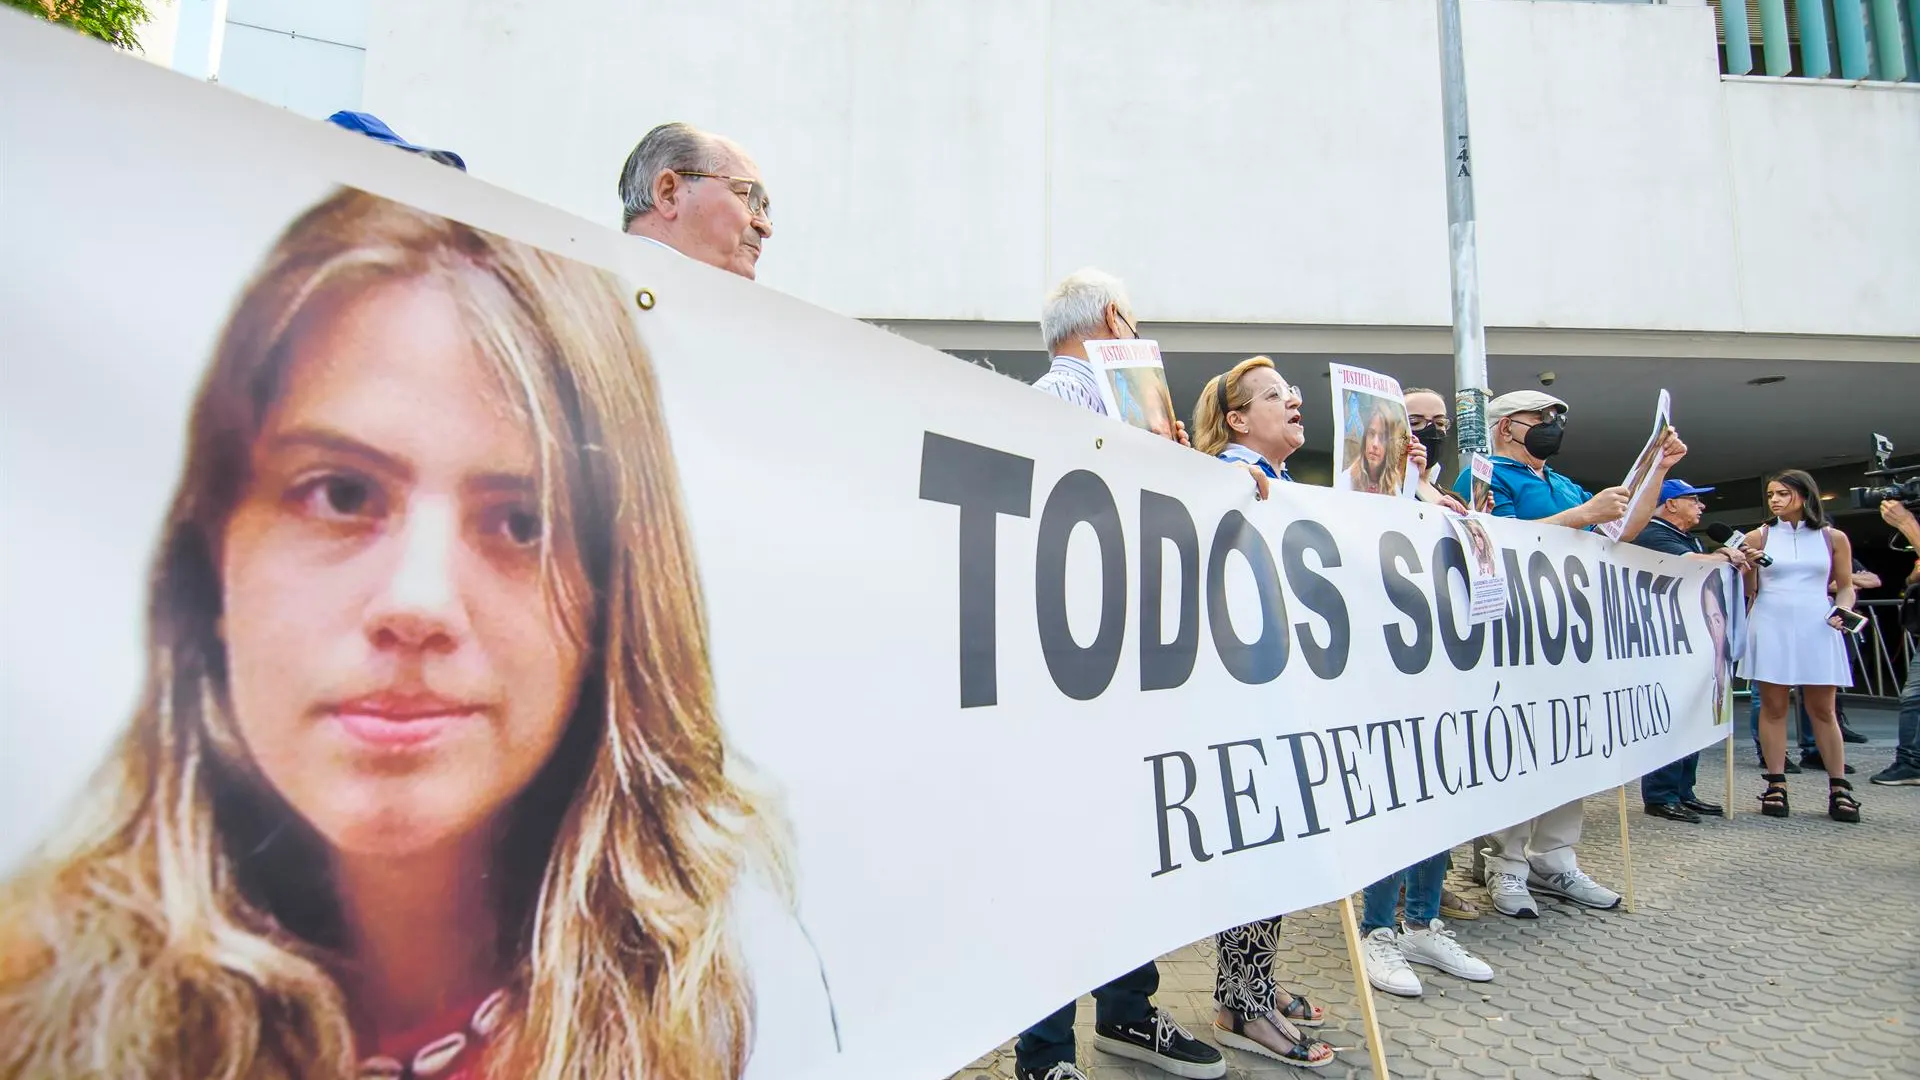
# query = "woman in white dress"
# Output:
<box><xmin>1737</xmin><ymin>470</ymin><xmax>1862</xmax><ymax>822</ymax></box>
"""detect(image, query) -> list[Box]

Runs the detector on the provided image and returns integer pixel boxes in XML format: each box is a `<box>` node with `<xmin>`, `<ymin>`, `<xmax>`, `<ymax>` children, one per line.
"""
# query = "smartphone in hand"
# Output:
<box><xmin>1828</xmin><ymin>606</ymin><xmax>1868</xmax><ymax>635</ymax></box>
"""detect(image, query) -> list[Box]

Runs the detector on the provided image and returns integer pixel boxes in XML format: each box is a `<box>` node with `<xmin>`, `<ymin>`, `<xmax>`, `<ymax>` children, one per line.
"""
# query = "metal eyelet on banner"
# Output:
<box><xmin>1094</xmin><ymin>437</ymin><xmax>1104</xmax><ymax>450</ymax></box>
<box><xmin>634</xmin><ymin>288</ymin><xmax>656</xmax><ymax>311</ymax></box>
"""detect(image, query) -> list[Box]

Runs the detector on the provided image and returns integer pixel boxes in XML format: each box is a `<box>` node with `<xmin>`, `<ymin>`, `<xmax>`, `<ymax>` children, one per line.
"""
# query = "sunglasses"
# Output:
<box><xmin>677</xmin><ymin>171</ymin><xmax>771</xmax><ymax>221</ymax></box>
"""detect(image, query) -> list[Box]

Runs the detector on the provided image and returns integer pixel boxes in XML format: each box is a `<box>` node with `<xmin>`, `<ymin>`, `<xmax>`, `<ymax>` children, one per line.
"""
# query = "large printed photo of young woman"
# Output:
<box><xmin>0</xmin><ymin>189</ymin><xmax>836</xmax><ymax>1079</ymax></box>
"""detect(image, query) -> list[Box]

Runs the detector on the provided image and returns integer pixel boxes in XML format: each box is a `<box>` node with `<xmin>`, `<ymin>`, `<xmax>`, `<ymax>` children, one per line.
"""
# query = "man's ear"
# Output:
<box><xmin>650</xmin><ymin>169</ymin><xmax>682</xmax><ymax>218</ymax></box>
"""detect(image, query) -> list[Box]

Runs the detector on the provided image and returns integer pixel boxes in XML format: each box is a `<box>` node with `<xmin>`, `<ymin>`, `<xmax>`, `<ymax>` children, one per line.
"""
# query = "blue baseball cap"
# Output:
<box><xmin>326</xmin><ymin>111</ymin><xmax>467</xmax><ymax>172</ymax></box>
<box><xmin>1659</xmin><ymin>479</ymin><xmax>1714</xmax><ymax>503</ymax></box>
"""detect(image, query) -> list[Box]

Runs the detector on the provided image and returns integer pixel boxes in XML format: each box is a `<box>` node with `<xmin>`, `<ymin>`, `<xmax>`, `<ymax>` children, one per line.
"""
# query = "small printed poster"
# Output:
<box><xmin>1448</xmin><ymin>514</ymin><xmax>1508</xmax><ymax>624</ymax></box>
<box><xmin>1330</xmin><ymin>363</ymin><xmax>1419</xmax><ymax>499</ymax></box>
<box><xmin>1084</xmin><ymin>338</ymin><xmax>1178</xmax><ymax>441</ymax></box>
<box><xmin>1469</xmin><ymin>452</ymin><xmax>1495</xmax><ymax>515</ymax></box>
<box><xmin>1598</xmin><ymin>389</ymin><xmax>1673</xmax><ymax>540</ymax></box>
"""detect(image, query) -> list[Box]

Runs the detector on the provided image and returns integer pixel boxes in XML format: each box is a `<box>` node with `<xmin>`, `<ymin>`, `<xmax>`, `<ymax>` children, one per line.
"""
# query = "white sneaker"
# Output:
<box><xmin>1528</xmin><ymin>867</ymin><xmax>1621</xmax><ymax>910</ymax></box>
<box><xmin>1362</xmin><ymin>926</ymin><xmax>1423</xmax><ymax>997</ymax></box>
<box><xmin>1486</xmin><ymin>871</ymin><xmax>1538</xmax><ymax>918</ymax></box>
<box><xmin>1397</xmin><ymin>919</ymin><xmax>1494</xmax><ymax>982</ymax></box>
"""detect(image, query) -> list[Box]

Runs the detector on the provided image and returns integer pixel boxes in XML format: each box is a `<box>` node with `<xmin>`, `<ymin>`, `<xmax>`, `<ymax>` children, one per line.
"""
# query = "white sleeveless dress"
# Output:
<box><xmin>1736</xmin><ymin>521</ymin><xmax>1853</xmax><ymax>687</ymax></box>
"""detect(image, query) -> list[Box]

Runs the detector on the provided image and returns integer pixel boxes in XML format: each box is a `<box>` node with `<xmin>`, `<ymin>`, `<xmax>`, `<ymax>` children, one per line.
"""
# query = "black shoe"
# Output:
<box><xmin>1644</xmin><ymin>802</ymin><xmax>1701</xmax><ymax>823</ymax></box>
<box><xmin>1869</xmin><ymin>761</ymin><xmax>1920</xmax><ymax>786</ymax></box>
<box><xmin>1681</xmin><ymin>798</ymin><xmax>1725</xmax><ymax>817</ymax></box>
<box><xmin>1799</xmin><ymin>751</ymin><xmax>1855</xmax><ymax>775</ymax></box>
<box><xmin>1781</xmin><ymin>757</ymin><xmax>1804</xmax><ymax>774</ymax></box>
<box><xmin>1017</xmin><ymin>1064</ymin><xmax>1091</xmax><ymax>1080</ymax></box>
<box><xmin>1840</xmin><ymin>725</ymin><xmax>1869</xmax><ymax>744</ymax></box>
<box><xmin>1094</xmin><ymin>1008</ymin><xmax>1226</xmax><ymax>1079</ymax></box>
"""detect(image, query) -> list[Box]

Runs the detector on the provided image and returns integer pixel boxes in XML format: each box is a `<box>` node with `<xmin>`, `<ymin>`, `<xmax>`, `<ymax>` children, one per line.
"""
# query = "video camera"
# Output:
<box><xmin>1848</xmin><ymin>434</ymin><xmax>1920</xmax><ymax>509</ymax></box>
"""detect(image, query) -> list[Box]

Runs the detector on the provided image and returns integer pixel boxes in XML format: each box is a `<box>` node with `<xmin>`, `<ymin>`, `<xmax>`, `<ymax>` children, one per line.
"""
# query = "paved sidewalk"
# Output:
<box><xmin>950</xmin><ymin>734</ymin><xmax>1918</xmax><ymax>1080</ymax></box>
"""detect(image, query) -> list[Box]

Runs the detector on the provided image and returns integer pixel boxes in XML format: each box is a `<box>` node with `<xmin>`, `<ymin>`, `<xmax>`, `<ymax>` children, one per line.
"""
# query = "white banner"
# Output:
<box><xmin>0</xmin><ymin>17</ymin><xmax>1731</xmax><ymax>1080</ymax></box>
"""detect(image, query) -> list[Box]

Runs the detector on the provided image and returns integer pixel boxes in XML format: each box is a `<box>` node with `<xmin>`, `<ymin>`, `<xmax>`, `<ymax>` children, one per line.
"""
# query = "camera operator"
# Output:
<box><xmin>1868</xmin><ymin>498</ymin><xmax>1920</xmax><ymax>787</ymax></box>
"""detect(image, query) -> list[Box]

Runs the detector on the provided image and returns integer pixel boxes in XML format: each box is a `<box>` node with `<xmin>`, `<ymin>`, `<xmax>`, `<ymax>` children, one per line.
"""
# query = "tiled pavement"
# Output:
<box><xmin>949</xmin><ymin>713</ymin><xmax>1917</xmax><ymax>1080</ymax></box>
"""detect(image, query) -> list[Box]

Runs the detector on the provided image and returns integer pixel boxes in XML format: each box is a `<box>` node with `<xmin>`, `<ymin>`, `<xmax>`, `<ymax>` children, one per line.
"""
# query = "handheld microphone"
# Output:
<box><xmin>1706</xmin><ymin>522</ymin><xmax>1773</xmax><ymax>568</ymax></box>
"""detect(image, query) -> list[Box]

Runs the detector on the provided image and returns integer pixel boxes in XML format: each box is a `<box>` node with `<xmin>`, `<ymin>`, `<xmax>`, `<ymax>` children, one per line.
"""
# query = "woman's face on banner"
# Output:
<box><xmin>1363</xmin><ymin>413</ymin><xmax>1388</xmax><ymax>471</ymax></box>
<box><xmin>220</xmin><ymin>279</ymin><xmax>588</xmax><ymax>859</ymax></box>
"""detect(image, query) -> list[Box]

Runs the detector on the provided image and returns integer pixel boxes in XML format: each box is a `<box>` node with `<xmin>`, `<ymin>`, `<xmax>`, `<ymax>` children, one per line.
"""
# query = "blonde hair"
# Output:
<box><xmin>1193</xmin><ymin>355</ymin><xmax>1278</xmax><ymax>457</ymax></box>
<box><xmin>0</xmin><ymin>189</ymin><xmax>786</xmax><ymax>1080</ymax></box>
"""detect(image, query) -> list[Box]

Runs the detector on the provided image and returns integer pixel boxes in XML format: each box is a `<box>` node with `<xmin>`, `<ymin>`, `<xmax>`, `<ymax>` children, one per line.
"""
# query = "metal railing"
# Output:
<box><xmin>1846</xmin><ymin>598</ymin><xmax>1916</xmax><ymax>700</ymax></box>
<box><xmin>1711</xmin><ymin>0</ymin><xmax>1920</xmax><ymax>81</ymax></box>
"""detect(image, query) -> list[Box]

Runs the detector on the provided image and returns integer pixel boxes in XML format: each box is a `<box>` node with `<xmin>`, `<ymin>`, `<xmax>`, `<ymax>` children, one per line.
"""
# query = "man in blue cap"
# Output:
<box><xmin>325</xmin><ymin>110</ymin><xmax>467</xmax><ymax>171</ymax></box>
<box><xmin>1632</xmin><ymin>479</ymin><xmax>1747</xmax><ymax>821</ymax></box>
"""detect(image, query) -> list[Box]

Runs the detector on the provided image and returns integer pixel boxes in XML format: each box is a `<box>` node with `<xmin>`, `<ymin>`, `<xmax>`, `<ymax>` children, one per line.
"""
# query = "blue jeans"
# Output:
<box><xmin>1748</xmin><ymin>691</ymin><xmax>1816</xmax><ymax>754</ymax></box>
<box><xmin>1361</xmin><ymin>851</ymin><xmax>1449</xmax><ymax>934</ymax></box>
<box><xmin>1016</xmin><ymin>962</ymin><xmax>1158</xmax><ymax>1071</ymax></box>
<box><xmin>1642</xmin><ymin>751</ymin><xmax>1699</xmax><ymax>805</ymax></box>
<box><xmin>1897</xmin><ymin>658</ymin><xmax>1920</xmax><ymax>766</ymax></box>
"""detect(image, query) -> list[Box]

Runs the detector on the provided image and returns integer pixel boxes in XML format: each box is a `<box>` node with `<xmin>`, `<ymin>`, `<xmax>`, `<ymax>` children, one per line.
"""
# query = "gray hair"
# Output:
<box><xmin>618</xmin><ymin>122</ymin><xmax>729</xmax><ymax>230</ymax></box>
<box><xmin>1040</xmin><ymin>268</ymin><xmax>1134</xmax><ymax>354</ymax></box>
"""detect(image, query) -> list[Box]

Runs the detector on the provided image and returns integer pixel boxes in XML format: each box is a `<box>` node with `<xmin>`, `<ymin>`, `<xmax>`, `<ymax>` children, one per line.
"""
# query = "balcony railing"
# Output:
<box><xmin>1710</xmin><ymin>0</ymin><xmax>1920</xmax><ymax>80</ymax></box>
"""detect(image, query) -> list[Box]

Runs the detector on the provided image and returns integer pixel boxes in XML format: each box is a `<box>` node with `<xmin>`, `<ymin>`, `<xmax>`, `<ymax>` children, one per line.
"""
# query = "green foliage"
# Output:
<box><xmin>4</xmin><ymin>0</ymin><xmax>154</xmax><ymax>52</ymax></box>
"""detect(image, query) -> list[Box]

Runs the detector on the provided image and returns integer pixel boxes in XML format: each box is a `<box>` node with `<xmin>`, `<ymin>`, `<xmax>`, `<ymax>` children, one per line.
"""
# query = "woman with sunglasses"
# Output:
<box><xmin>1738</xmin><ymin>469</ymin><xmax>1863</xmax><ymax>822</ymax></box>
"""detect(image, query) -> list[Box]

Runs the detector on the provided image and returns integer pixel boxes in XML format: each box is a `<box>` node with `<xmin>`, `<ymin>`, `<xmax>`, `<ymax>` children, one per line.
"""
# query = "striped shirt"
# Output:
<box><xmin>1218</xmin><ymin>441</ymin><xmax>1293</xmax><ymax>483</ymax></box>
<box><xmin>1032</xmin><ymin>355</ymin><xmax>1107</xmax><ymax>415</ymax></box>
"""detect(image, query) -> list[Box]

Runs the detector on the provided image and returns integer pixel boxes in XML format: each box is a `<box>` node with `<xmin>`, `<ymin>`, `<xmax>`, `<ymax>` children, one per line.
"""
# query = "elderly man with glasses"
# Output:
<box><xmin>618</xmin><ymin>122</ymin><xmax>773</xmax><ymax>279</ymax></box>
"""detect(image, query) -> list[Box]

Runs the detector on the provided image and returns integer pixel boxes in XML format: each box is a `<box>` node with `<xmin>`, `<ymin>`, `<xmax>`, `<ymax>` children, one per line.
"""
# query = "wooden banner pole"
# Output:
<box><xmin>1725</xmin><ymin>723</ymin><xmax>1737</xmax><ymax>818</ymax></box>
<box><xmin>1337</xmin><ymin>896</ymin><xmax>1392</xmax><ymax>1080</ymax></box>
<box><xmin>1615</xmin><ymin>786</ymin><xmax>1635</xmax><ymax>914</ymax></box>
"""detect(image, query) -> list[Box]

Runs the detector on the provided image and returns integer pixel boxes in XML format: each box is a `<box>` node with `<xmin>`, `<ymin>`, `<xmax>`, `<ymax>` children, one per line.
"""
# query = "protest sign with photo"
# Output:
<box><xmin>1598</xmin><ymin>389</ymin><xmax>1674</xmax><ymax>540</ymax></box>
<box><xmin>1085</xmin><ymin>338</ymin><xmax>1178</xmax><ymax>440</ymax></box>
<box><xmin>1331</xmin><ymin>363</ymin><xmax>1420</xmax><ymax>498</ymax></box>
<box><xmin>0</xmin><ymin>18</ymin><xmax>1732</xmax><ymax>1080</ymax></box>
<box><xmin>1447</xmin><ymin>514</ymin><xmax>1510</xmax><ymax>624</ymax></box>
<box><xmin>1469</xmin><ymin>452</ymin><xmax>1496</xmax><ymax>514</ymax></box>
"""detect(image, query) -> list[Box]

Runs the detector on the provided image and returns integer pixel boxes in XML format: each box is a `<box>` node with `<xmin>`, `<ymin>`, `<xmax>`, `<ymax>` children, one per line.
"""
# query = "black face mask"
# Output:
<box><xmin>1413</xmin><ymin>423</ymin><xmax>1447</xmax><ymax>459</ymax></box>
<box><xmin>1518</xmin><ymin>417</ymin><xmax>1566</xmax><ymax>459</ymax></box>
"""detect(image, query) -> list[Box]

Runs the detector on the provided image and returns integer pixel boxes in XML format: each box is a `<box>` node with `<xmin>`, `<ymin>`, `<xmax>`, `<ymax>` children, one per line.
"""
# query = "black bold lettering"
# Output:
<box><xmin>1282</xmin><ymin>520</ymin><xmax>1350</xmax><ymax>679</ymax></box>
<box><xmin>1433</xmin><ymin>536</ymin><xmax>1486</xmax><ymax>671</ymax></box>
<box><xmin>1211</xmin><ymin>739</ymin><xmax>1286</xmax><ymax>854</ymax></box>
<box><xmin>1139</xmin><ymin>490</ymin><xmax>1200</xmax><ymax>690</ymax></box>
<box><xmin>1147</xmin><ymin>751</ymin><xmax>1211</xmax><ymax>877</ymax></box>
<box><xmin>1529</xmin><ymin>551</ymin><xmax>1568</xmax><ymax>665</ymax></box>
<box><xmin>918</xmin><ymin>433</ymin><xmax>1035</xmax><ymax>707</ymax></box>
<box><xmin>1207</xmin><ymin>511</ymin><xmax>1289</xmax><ymax>684</ymax></box>
<box><xmin>1036</xmin><ymin>470</ymin><xmax>1126</xmax><ymax>700</ymax></box>
<box><xmin>1565</xmin><ymin>557</ymin><xmax>1595</xmax><ymax>663</ymax></box>
<box><xmin>1380</xmin><ymin>532</ymin><xmax>1434</xmax><ymax>675</ymax></box>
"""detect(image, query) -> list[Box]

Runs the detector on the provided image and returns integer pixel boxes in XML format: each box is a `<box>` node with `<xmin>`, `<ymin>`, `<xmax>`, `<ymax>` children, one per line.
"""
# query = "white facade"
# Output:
<box><xmin>339</xmin><ymin>0</ymin><xmax>1920</xmax><ymax>344</ymax></box>
<box><xmin>140</xmin><ymin>0</ymin><xmax>1920</xmax><ymax>493</ymax></box>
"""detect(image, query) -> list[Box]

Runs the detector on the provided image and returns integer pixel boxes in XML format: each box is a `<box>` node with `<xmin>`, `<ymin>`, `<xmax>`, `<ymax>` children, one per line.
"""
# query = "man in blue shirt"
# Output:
<box><xmin>1631</xmin><ymin>480</ymin><xmax>1745</xmax><ymax>821</ymax></box>
<box><xmin>1453</xmin><ymin>390</ymin><xmax>1688</xmax><ymax>918</ymax></box>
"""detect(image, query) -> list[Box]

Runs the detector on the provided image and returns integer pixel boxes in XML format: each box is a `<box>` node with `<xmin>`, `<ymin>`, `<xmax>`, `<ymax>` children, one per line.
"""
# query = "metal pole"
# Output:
<box><xmin>1436</xmin><ymin>0</ymin><xmax>1488</xmax><ymax>463</ymax></box>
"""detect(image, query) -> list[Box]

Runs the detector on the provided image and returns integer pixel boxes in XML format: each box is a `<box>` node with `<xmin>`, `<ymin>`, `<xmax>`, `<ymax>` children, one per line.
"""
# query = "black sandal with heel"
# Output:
<box><xmin>1758</xmin><ymin>774</ymin><xmax>1789</xmax><ymax>818</ymax></box>
<box><xmin>1828</xmin><ymin>778</ymin><xmax>1861</xmax><ymax>823</ymax></box>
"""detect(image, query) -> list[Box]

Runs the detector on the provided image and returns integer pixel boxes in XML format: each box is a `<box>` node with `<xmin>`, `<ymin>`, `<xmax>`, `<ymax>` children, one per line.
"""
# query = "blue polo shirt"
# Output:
<box><xmin>1218</xmin><ymin>442</ymin><xmax>1292</xmax><ymax>482</ymax></box>
<box><xmin>1453</xmin><ymin>455</ymin><xmax>1591</xmax><ymax>523</ymax></box>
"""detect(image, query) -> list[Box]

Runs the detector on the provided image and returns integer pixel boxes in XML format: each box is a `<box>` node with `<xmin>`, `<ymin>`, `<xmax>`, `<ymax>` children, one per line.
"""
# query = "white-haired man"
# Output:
<box><xmin>1452</xmin><ymin>389</ymin><xmax>1687</xmax><ymax>918</ymax></box>
<box><xmin>1013</xmin><ymin>270</ymin><xmax>1227</xmax><ymax>1080</ymax></box>
<box><xmin>618</xmin><ymin>121</ymin><xmax>772</xmax><ymax>279</ymax></box>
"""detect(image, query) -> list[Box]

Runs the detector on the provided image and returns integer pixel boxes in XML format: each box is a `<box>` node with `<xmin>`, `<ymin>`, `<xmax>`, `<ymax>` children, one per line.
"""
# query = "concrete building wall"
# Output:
<box><xmin>353</xmin><ymin>0</ymin><xmax>1920</xmax><ymax>339</ymax></box>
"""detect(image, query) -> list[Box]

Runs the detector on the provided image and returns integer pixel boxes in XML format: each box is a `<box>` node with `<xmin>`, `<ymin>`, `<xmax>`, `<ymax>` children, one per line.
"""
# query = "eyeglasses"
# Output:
<box><xmin>1409</xmin><ymin>417</ymin><xmax>1450</xmax><ymax>433</ymax></box>
<box><xmin>676</xmin><ymin>171</ymin><xmax>771</xmax><ymax>221</ymax></box>
<box><xmin>1219</xmin><ymin>377</ymin><xmax>1301</xmax><ymax>418</ymax></box>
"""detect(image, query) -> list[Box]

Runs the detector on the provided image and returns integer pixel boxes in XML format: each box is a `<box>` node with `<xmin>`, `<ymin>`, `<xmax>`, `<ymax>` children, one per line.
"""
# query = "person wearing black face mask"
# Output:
<box><xmin>1450</xmin><ymin>389</ymin><xmax>1688</xmax><ymax>920</ymax></box>
<box><xmin>1404</xmin><ymin>388</ymin><xmax>1467</xmax><ymax>514</ymax></box>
